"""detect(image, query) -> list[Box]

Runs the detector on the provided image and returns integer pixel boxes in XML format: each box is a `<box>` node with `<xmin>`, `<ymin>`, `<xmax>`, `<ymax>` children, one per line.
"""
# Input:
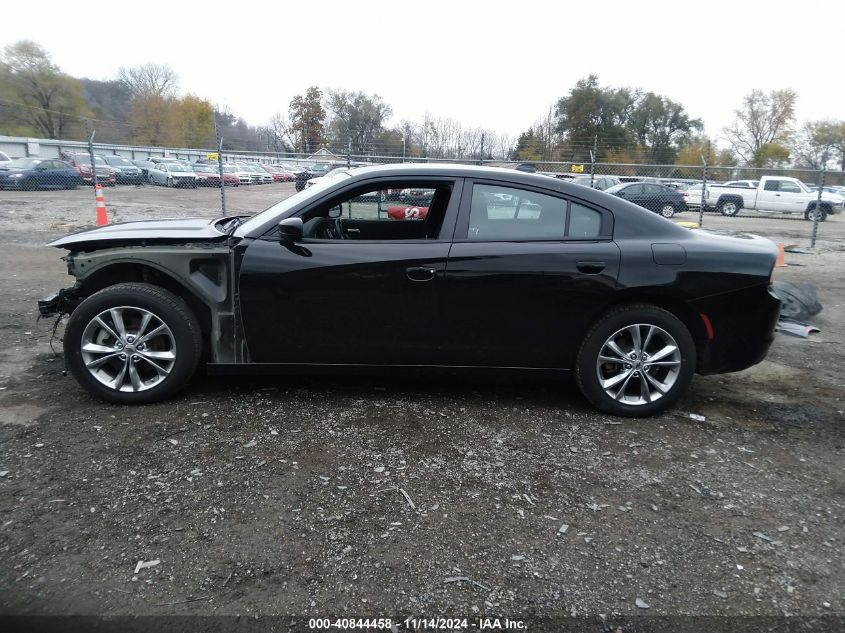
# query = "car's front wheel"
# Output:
<box><xmin>659</xmin><ymin>203</ymin><xmax>676</xmax><ymax>218</ymax></box>
<box><xmin>575</xmin><ymin>305</ymin><xmax>696</xmax><ymax>417</ymax></box>
<box><xmin>64</xmin><ymin>283</ymin><xmax>202</xmax><ymax>404</ymax></box>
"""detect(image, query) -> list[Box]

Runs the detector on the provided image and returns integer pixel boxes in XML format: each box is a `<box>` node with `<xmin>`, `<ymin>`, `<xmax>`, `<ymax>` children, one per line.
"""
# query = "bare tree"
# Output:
<box><xmin>723</xmin><ymin>89</ymin><xmax>796</xmax><ymax>166</ymax></box>
<box><xmin>118</xmin><ymin>63</ymin><xmax>179</xmax><ymax>99</ymax></box>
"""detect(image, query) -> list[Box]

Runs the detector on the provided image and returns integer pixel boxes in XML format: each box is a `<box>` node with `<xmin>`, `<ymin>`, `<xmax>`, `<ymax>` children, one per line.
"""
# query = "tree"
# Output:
<box><xmin>723</xmin><ymin>89</ymin><xmax>797</xmax><ymax>166</ymax></box>
<box><xmin>792</xmin><ymin>120</ymin><xmax>845</xmax><ymax>170</ymax></box>
<box><xmin>555</xmin><ymin>75</ymin><xmax>637</xmax><ymax>161</ymax></box>
<box><xmin>172</xmin><ymin>94</ymin><xmax>214</xmax><ymax>147</ymax></box>
<box><xmin>674</xmin><ymin>137</ymin><xmax>735</xmax><ymax>178</ymax></box>
<box><xmin>629</xmin><ymin>93</ymin><xmax>702</xmax><ymax>163</ymax></box>
<box><xmin>324</xmin><ymin>89</ymin><xmax>392</xmax><ymax>154</ymax></box>
<box><xmin>288</xmin><ymin>86</ymin><xmax>325</xmax><ymax>154</ymax></box>
<box><xmin>118</xmin><ymin>63</ymin><xmax>178</xmax><ymax>99</ymax></box>
<box><xmin>0</xmin><ymin>40</ymin><xmax>91</xmax><ymax>139</ymax></box>
<box><xmin>129</xmin><ymin>94</ymin><xmax>176</xmax><ymax>146</ymax></box>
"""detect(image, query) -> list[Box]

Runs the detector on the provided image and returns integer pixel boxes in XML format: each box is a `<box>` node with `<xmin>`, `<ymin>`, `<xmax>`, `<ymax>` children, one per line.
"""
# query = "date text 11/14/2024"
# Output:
<box><xmin>308</xmin><ymin>618</ymin><xmax>527</xmax><ymax>630</ymax></box>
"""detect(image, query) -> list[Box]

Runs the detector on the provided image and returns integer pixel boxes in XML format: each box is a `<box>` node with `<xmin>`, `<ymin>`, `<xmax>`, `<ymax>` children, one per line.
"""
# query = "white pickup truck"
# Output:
<box><xmin>704</xmin><ymin>176</ymin><xmax>844</xmax><ymax>221</ymax></box>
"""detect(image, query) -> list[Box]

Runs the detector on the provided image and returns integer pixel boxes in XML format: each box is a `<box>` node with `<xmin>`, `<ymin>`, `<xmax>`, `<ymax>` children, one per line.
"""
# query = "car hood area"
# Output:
<box><xmin>48</xmin><ymin>217</ymin><xmax>230</xmax><ymax>250</ymax></box>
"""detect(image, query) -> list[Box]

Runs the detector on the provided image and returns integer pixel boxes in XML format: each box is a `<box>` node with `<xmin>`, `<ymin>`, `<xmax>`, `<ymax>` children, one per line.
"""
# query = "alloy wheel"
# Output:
<box><xmin>595</xmin><ymin>323</ymin><xmax>682</xmax><ymax>406</ymax></box>
<box><xmin>80</xmin><ymin>306</ymin><xmax>176</xmax><ymax>392</ymax></box>
<box><xmin>660</xmin><ymin>204</ymin><xmax>675</xmax><ymax>218</ymax></box>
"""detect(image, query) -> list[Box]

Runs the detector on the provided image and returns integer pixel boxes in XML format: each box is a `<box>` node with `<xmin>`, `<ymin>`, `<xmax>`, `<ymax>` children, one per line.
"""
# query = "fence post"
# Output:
<box><xmin>214</xmin><ymin>120</ymin><xmax>227</xmax><ymax>217</ymax></box>
<box><xmin>85</xmin><ymin>120</ymin><xmax>99</xmax><ymax>192</ymax></box>
<box><xmin>811</xmin><ymin>167</ymin><xmax>825</xmax><ymax>248</ymax></box>
<box><xmin>698</xmin><ymin>141</ymin><xmax>709</xmax><ymax>227</ymax></box>
<box><xmin>589</xmin><ymin>135</ymin><xmax>597</xmax><ymax>188</ymax></box>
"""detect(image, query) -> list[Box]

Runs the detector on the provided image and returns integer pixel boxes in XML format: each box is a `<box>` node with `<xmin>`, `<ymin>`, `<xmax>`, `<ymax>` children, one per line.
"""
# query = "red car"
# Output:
<box><xmin>262</xmin><ymin>165</ymin><xmax>295</xmax><ymax>182</ymax></box>
<box><xmin>59</xmin><ymin>152</ymin><xmax>116</xmax><ymax>186</ymax></box>
<box><xmin>194</xmin><ymin>164</ymin><xmax>240</xmax><ymax>187</ymax></box>
<box><xmin>386</xmin><ymin>205</ymin><xmax>429</xmax><ymax>220</ymax></box>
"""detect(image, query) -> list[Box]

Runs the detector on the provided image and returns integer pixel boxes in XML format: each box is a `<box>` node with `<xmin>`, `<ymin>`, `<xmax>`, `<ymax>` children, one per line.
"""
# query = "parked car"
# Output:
<box><xmin>0</xmin><ymin>157</ymin><xmax>82</xmax><ymax>190</ymax></box>
<box><xmin>604</xmin><ymin>182</ymin><xmax>688</xmax><ymax>218</ymax></box>
<box><xmin>305</xmin><ymin>167</ymin><xmax>349</xmax><ymax>189</ymax></box>
<box><xmin>296</xmin><ymin>163</ymin><xmax>342</xmax><ymax>191</ymax></box>
<box><xmin>704</xmin><ymin>176</ymin><xmax>844</xmax><ymax>220</ymax></box>
<box><xmin>40</xmin><ymin>164</ymin><xmax>781</xmax><ymax>418</ymax></box>
<box><xmin>192</xmin><ymin>164</ymin><xmax>222</xmax><ymax>187</ymax></box>
<box><xmin>101</xmin><ymin>155</ymin><xmax>144</xmax><ymax>184</ymax></box>
<box><xmin>241</xmin><ymin>163</ymin><xmax>273</xmax><ymax>184</ymax></box>
<box><xmin>147</xmin><ymin>162</ymin><xmax>198</xmax><ymax>188</ymax></box>
<box><xmin>223</xmin><ymin>165</ymin><xmax>252</xmax><ymax>185</ymax></box>
<box><xmin>570</xmin><ymin>175</ymin><xmax>622</xmax><ymax>191</ymax></box>
<box><xmin>0</xmin><ymin>151</ymin><xmax>12</xmax><ymax>167</ymax></box>
<box><xmin>59</xmin><ymin>151</ymin><xmax>117</xmax><ymax>186</ymax></box>
<box><xmin>132</xmin><ymin>160</ymin><xmax>154</xmax><ymax>180</ymax></box>
<box><xmin>262</xmin><ymin>165</ymin><xmax>295</xmax><ymax>182</ymax></box>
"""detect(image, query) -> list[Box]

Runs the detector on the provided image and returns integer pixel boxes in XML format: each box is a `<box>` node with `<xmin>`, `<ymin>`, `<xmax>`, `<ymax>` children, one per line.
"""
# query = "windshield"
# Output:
<box><xmin>105</xmin><ymin>156</ymin><xmax>132</xmax><ymax>166</ymax></box>
<box><xmin>194</xmin><ymin>164</ymin><xmax>215</xmax><ymax>172</ymax></box>
<box><xmin>7</xmin><ymin>158</ymin><xmax>41</xmax><ymax>169</ymax></box>
<box><xmin>236</xmin><ymin>172</ymin><xmax>353</xmax><ymax>234</ymax></box>
<box><xmin>223</xmin><ymin>165</ymin><xmax>238</xmax><ymax>173</ymax></box>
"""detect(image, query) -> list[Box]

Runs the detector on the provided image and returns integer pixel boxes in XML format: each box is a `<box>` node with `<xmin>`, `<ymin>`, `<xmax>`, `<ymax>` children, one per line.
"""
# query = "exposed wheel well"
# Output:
<box><xmin>75</xmin><ymin>263</ymin><xmax>213</xmax><ymax>346</ymax></box>
<box><xmin>717</xmin><ymin>195</ymin><xmax>744</xmax><ymax>208</ymax></box>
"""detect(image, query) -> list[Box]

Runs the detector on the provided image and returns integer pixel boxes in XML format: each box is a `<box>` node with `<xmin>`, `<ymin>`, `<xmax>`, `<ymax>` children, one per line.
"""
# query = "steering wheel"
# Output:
<box><xmin>333</xmin><ymin>217</ymin><xmax>346</xmax><ymax>239</ymax></box>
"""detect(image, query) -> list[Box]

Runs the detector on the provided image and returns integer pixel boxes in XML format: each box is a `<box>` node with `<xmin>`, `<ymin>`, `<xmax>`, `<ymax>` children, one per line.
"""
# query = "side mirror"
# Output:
<box><xmin>328</xmin><ymin>205</ymin><xmax>342</xmax><ymax>219</ymax></box>
<box><xmin>278</xmin><ymin>217</ymin><xmax>303</xmax><ymax>243</ymax></box>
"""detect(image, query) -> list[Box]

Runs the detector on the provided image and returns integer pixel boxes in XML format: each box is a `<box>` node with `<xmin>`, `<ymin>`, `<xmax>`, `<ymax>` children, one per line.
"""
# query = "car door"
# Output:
<box><xmin>442</xmin><ymin>180</ymin><xmax>621</xmax><ymax>369</ymax></box>
<box><xmin>617</xmin><ymin>183</ymin><xmax>644</xmax><ymax>207</ymax></box>
<box><xmin>237</xmin><ymin>177</ymin><xmax>463</xmax><ymax>366</ymax></box>
<box><xmin>758</xmin><ymin>179</ymin><xmax>795</xmax><ymax>213</ymax></box>
<box><xmin>775</xmin><ymin>180</ymin><xmax>807</xmax><ymax>214</ymax></box>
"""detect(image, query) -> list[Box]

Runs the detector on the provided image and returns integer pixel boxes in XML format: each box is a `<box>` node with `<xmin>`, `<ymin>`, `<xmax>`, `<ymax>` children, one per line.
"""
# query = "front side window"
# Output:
<box><xmin>779</xmin><ymin>181</ymin><xmax>801</xmax><ymax>193</ymax></box>
<box><xmin>467</xmin><ymin>184</ymin><xmax>603</xmax><ymax>241</ymax></box>
<box><xmin>299</xmin><ymin>182</ymin><xmax>450</xmax><ymax>241</ymax></box>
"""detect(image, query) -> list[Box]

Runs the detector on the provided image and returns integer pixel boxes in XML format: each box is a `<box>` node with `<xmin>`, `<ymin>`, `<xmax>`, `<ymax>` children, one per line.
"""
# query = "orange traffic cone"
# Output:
<box><xmin>774</xmin><ymin>242</ymin><xmax>786</xmax><ymax>267</ymax></box>
<box><xmin>95</xmin><ymin>184</ymin><xmax>108</xmax><ymax>226</ymax></box>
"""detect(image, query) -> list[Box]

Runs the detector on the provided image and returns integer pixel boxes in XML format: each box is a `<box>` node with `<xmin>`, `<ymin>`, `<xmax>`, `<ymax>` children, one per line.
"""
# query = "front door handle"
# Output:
<box><xmin>577</xmin><ymin>261</ymin><xmax>606</xmax><ymax>274</ymax></box>
<box><xmin>406</xmin><ymin>266</ymin><xmax>436</xmax><ymax>282</ymax></box>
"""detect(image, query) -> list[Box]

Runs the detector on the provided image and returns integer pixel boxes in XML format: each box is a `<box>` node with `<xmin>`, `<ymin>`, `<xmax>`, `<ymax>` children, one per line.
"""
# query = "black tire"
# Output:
<box><xmin>717</xmin><ymin>199</ymin><xmax>740</xmax><ymax>217</ymax></box>
<box><xmin>575</xmin><ymin>304</ymin><xmax>696</xmax><ymax>417</ymax></box>
<box><xmin>805</xmin><ymin>206</ymin><xmax>828</xmax><ymax>222</ymax></box>
<box><xmin>64</xmin><ymin>283</ymin><xmax>202</xmax><ymax>405</ymax></box>
<box><xmin>659</xmin><ymin>203</ymin><xmax>676</xmax><ymax>218</ymax></box>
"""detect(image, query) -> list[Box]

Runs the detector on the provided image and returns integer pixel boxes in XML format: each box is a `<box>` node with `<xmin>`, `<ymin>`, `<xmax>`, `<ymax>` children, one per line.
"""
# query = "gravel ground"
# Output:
<box><xmin>0</xmin><ymin>183</ymin><xmax>844</xmax><ymax>629</ymax></box>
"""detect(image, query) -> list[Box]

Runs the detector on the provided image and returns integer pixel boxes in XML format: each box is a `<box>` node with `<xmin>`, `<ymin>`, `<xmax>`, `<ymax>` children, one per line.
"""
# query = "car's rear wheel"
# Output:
<box><xmin>64</xmin><ymin>283</ymin><xmax>202</xmax><ymax>405</ymax></box>
<box><xmin>718</xmin><ymin>200</ymin><xmax>740</xmax><ymax>216</ymax></box>
<box><xmin>659</xmin><ymin>203</ymin><xmax>676</xmax><ymax>218</ymax></box>
<box><xmin>575</xmin><ymin>304</ymin><xmax>696</xmax><ymax>417</ymax></box>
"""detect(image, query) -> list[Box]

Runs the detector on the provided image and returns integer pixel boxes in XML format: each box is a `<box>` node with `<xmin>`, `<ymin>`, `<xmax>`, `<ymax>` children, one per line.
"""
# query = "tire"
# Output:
<box><xmin>717</xmin><ymin>199</ymin><xmax>740</xmax><ymax>217</ymax></box>
<box><xmin>659</xmin><ymin>203</ymin><xmax>676</xmax><ymax>218</ymax></box>
<box><xmin>166</xmin><ymin>177</ymin><xmax>173</xmax><ymax>188</ymax></box>
<box><xmin>805</xmin><ymin>206</ymin><xmax>828</xmax><ymax>222</ymax></box>
<box><xmin>63</xmin><ymin>283</ymin><xmax>202</xmax><ymax>405</ymax></box>
<box><xmin>575</xmin><ymin>304</ymin><xmax>696</xmax><ymax>417</ymax></box>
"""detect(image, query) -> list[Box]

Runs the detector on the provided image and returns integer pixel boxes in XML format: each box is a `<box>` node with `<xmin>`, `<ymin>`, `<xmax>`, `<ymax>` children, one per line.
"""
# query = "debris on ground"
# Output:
<box><xmin>635</xmin><ymin>598</ymin><xmax>650</xmax><ymax>609</ymax></box>
<box><xmin>133</xmin><ymin>559</ymin><xmax>160</xmax><ymax>574</ymax></box>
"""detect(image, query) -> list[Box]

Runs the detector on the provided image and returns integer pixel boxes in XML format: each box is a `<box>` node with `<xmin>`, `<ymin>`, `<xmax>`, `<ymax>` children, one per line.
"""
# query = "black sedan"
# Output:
<box><xmin>39</xmin><ymin>164</ymin><xmax>780</xmax><ymax>417</ymax></box>
<box><xmin>0</xmin><ymin>158</ymin><xmax>82</xmax><ymax>190</ymax></box>
<box><xmin>605</xmin><ymin>181</ymin><xmax>688</xmax><ymax>218</ymax></box>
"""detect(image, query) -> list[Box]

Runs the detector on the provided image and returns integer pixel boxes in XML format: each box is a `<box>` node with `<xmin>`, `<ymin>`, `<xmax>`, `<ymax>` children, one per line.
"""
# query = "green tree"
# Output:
<box><xmin>173</xmin><ymin>94</ymin><xmax>214</xmax><ymax>147</ymax></box>
<box><xmin>325</xmin><ymin>89</ymin><xmax>392</xmax><ymax>154</ymax></box>
<box><xmin>629</xmin><ymin>92</ymin><xmax>702</xmax><ymax>163</ymax></box>
<box><xmin>288</xmin><ymin>86</ymin><xmax>326</xmax><ymax>153</ymax></box>
<box><xmin>0</xmin><ymin>40</ymin><xmax>91</xmax><ymax>139</ymax></box>
<box><xmin>554</xmin><ymin>75</ymin><xmax>637</xmax><ymax>161</ymax></box>
<box><xmin>723</xmin><ymin>89</ymin><xmax>797</xmax><ymax>167</ymax></box>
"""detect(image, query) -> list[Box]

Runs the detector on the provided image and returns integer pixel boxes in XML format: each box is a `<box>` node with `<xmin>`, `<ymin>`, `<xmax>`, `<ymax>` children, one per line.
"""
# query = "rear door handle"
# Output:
<box><xmin>406</xmin><ymin>266</ymin><xmax>436</xmax><ymax>282</ymax></box>
<box><xmin>576</xmin><ymin>261</ymin><xmax>606</xmax><ymax>274</ymax></box>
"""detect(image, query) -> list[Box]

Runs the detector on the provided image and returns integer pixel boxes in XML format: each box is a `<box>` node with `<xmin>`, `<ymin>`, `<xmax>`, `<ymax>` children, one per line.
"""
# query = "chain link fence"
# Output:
<box><xmin>1</xmin><ymin>121</ymin><xmax>844</xmax><ymax>248</ymax></box>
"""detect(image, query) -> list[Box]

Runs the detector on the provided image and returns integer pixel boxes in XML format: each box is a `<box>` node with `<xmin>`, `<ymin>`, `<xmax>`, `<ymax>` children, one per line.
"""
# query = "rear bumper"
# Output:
<box><xmin>692</xmin><ymin>283</ymin><xmax>781</xmax><ymax>375</ymax></box>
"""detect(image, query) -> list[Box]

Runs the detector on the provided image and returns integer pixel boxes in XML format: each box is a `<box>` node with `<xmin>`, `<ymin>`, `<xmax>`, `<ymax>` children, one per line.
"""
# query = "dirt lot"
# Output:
<box><xmin>0</xmin><ymin>183</ymin><xmax>844</xmax><ymax>628</ymax></box>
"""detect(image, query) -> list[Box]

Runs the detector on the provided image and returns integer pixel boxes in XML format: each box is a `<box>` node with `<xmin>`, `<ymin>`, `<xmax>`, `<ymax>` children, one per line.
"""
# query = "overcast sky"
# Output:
<box><xmin>2</xmin><ymin>0</ymin><xmax>840</xmax><ymax>143</ymax></box>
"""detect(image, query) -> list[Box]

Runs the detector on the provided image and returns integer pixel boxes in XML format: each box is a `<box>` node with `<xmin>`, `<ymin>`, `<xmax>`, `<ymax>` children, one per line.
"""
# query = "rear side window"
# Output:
<box><xmin>467</xmin><ymin>184</ymin><xmax>604</xmax><ymax>241</ymax></box>
<box><xmin>763</xmin><ymin>180</ymin><xmax>780</xmax><ymax>191</ymax></box>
